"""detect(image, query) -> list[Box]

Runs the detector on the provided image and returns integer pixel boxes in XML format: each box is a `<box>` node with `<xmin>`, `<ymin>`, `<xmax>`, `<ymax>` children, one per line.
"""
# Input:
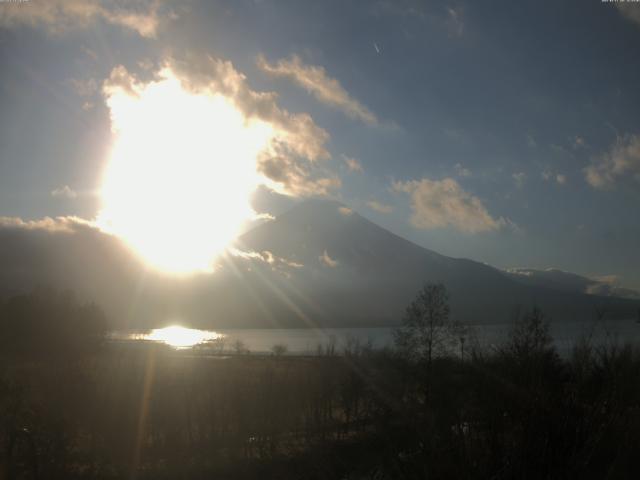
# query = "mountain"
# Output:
<box><xmin>506</xmin><ymin>268</ymin><xmax>640</xmax><ymax>300</ymax></box>
<box><xmin>231</xmin><ymin>199</ymin><xmax>640</xmax><ymax>326</ymax></box>
<box><xmin>1</xmin><ymin>199</ymin><xmax>639</xmax><ymax>328</ymax></box>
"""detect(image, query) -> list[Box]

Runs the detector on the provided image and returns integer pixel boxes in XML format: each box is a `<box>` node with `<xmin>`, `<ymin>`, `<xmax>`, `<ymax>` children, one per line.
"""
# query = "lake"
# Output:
<box><xmin>109</xmin><ymin>318</ymin><xmax>640</xmax><ymax>356</ymax></box>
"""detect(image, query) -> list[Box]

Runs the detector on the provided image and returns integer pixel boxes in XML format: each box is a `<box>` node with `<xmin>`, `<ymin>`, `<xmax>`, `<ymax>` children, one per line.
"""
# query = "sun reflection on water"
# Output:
<box><xmin>139</xmin><ymin>325</ymin><xmax>222</xmax><ymax>348</ymax></box>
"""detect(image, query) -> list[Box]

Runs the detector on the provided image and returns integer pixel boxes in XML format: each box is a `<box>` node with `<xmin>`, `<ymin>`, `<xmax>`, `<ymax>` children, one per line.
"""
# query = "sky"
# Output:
<box><xmin>1</xmin><ymin>0</ymin><xmax>639</xmax><ymax>288</ymax></box>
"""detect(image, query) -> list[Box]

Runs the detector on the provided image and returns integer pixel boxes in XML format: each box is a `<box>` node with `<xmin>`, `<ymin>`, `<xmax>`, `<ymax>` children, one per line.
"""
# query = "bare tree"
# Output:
<box><xmin>271</xmin><ymin>343</ymin><xmax>288</xmax><ymax>356</ymax></box>
<box><xmin>505</xmin><ymin>306</ymin><xmax>554</xmax><ymax>359</ymax></box>
<box><xmin>394</xmin><ymin>283</ymin><xmax>462</xmax><ymax>366</ymax></box>
<box><xmin>233</xmin><ymin>339</ymin><xmax>249</xmax><ymax>355</ymax></box>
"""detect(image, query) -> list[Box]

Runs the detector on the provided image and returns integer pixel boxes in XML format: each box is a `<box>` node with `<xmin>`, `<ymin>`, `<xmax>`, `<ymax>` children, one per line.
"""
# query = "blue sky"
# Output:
<box><xmin>1</xmin><ymin>0</ymin><xmax>639</xmax><ymax>288</ymax></box>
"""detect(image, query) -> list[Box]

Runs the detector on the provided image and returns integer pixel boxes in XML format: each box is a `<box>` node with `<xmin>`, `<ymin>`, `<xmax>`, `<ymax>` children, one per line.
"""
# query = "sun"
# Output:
<box><xmin>97</xmin><ymin>69</ymin><xmax>273</xmax><ymax>274</ymax></box>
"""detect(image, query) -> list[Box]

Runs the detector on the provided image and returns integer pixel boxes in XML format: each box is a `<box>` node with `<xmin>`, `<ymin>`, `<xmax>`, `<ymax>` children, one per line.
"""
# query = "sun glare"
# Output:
<box><xmin>98</xmin><ymin>70</ymin><xmax>273</xmax><ymax>273</ymax></box>
<box><xmin>142</xmin><ymin>325</ymin><xmax>221</xmax><ymax>348</ymax></box>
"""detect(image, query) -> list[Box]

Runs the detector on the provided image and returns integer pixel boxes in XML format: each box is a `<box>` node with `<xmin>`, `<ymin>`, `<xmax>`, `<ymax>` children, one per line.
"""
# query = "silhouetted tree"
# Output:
<box><xmin>394</xmin><ymin>283</ymin><xmax>460</xmax><ymax>366</ymax></box>
<box><xmin>504</xmin><ymin>305</ymin><xmax>554</xmax><ymax>360</ymax></box>
<box><xmin>233</xmin><ymin>339</ymin><xmax>248</xmax><ymax>355</ymax></box>
<box><xmin>271</xmin><ymin>343</ymin><xmax>288</xmax><ymax>356</ymax></box>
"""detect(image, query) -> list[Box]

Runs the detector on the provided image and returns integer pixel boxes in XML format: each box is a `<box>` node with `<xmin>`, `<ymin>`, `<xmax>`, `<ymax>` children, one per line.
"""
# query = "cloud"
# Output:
<box><xmin>373</xmin><ymin>1</ymin><xmax>466</xmax><ymax>38</ymax></box>
<box><xmin>68</xmin><ymin>78</ymin><xmax>98</xmax><ymax>97</ymax></box>
<box><xmin>542</xmin><ymin>169</ymin><xmax>567</xmax><ymax>185</ymax></box>
<box><xmin>228</xmin><ymin>248</ymin><xmax>303</xmax><ymax>278</ymax></box>
<box><xmin>0</xmin><ymin>215</ymin><xmax>92</xmax><ymax>233</ymax></box>
<box><xmin>257</xmin><ymin>153</ymin><xmax>341</xmax><ymax>196</ymax></box>
<box><xmin>366</xmin><ymin>200</ymin><xmax>393</xmax><ymax>214</ymax></box>
<box><xmin>319</xmin><ymin>250</ymin><xmax>339</xmax><ymax>268</ymax></box>
<box><xmin>572</xmin><ymin>135</ymin><xmax>586</xmax><ymax>149</ymax></box>
<box><xmin>137</xmin><ymin>58</ymin><xmax>156</xmax><ymax>71</ymax></box>
<box><xmin>342</xmin><ymin>155</ymin><xmax>363</xmax><ymax>173</ymax></box>
<box><xmin>592</xmin><ymin>274</ymin><xmax>619</xmax><ymax>286</ymax></box>
<box><xmin>251</xmin><ymin>250</ymin><xmax>302</xmax><ymax>269</ymax></box>
<box><xmin>338</xmin><ymin>207</ymin><xmax>353</xmax><ymax>216</ymax></box>
<box><xmin>393</xmin><ymin>177</ymin><xmax>506</xmax><ymax>233</ymax></box>
<box><xmin>103</xmin><ymin>65</ymin><xmax>141</xmax><ymax>99</ymax></box>
<box><xmin>512</xmin><ymin>172</ymin><xmax>526</xmax><ymax>188</ymax></box>
<box><xmin>0</xmin><ymin>0</ymin><xmax>168</xmax><ymax>38</ymax></box>
<box><xmin>584</xmin><ymin>134</ymin><xmax>640</xmax><ymax>189</ymax></box>
<box><xmin>51</xmin><ymin>185</ymin><xmax>77</xmax><ymax>199</ymax></box>
<box><xmin>104</xmin><ymin>56</ymin><xmax>340</xmax><ymax>197</ymax></box>
<box><xmin>446</xmin><ymin>6</ymin><xmax>464</xmax><ymax>36</ymax></box>
<box><xmin>454</xmin><ymin>163</ymin><xmax>471</xmax><ymax>177</ymax></box>
<box><xmin>526</xmin><ymin>133</ymin><xmax>537</xmax><ymax>148</ymax></box>
<box><xmin>80</xmin><ymin>46</ymin><xmax>98</xmax><ymax>62</ymax></box>
<box><xmin>257</xmin><ymin>54</ymin><xmax>378</xmax><ymax>125</ymax></box>
<box><xmin>617</xmin><ymin>4</ymin><xmax>640</xmax><ymax>27</ymax></box>
<box><xmin>586</xmin><ymin>274</ymin><xmax>640</xmax><ymax>299</ymax></box>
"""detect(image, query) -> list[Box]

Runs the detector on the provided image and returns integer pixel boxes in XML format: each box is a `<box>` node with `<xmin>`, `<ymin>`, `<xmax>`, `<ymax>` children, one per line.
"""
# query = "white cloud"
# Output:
<box><xmin>0</xmin><ymin>215</ymin><xmax>92</xmax><ymax>233</ymax></box>
<box><xmin>229</xmin><ymin>248</ymin><xmax>303</xmax><ymax>277</ymax></box>
<box><xmin>343</xmin><ymin>155</ymin><xmax>363</xmax><ymax>173</ymax></box>
<box><xmin>338</xmin><ymin>206</ymin><xmax>353</xmax><ymax>216</ymax></box>
<box><xmin>454</xmin><ymin>163</ymin><xmax>471</xmax><ymax>177</ymax></box>
<box><xmin>103</xmin><ymin>65</ymin><xmax>141</xmax><ymax>99</ymax></box>
<box><xmin>512</xmin><ymin>172</ymin><xmax>526</xmax><ymax>188</ymax></box>
<box><xmin>137</xmin><ymin>59</ymin><xmax>156</xmax><ymax>71</ymax></box>
<box><xmin>51</xmin><ymin>185</ymin><xmax>77</xmax><ymax>199</ymax></box>
<box><xmin>257</xmin><ymin>54</ymin><xmax>378</xmax><ymax>125</ymax></box>
<box><xmin>393</xmin><ymin>177</ymin><xmax>506</xmax><ymax>233</ymax></box>
<box><xmin>319</xmin><ymin>249</ymin><xmax>339</xmax><ymax>268</ymax></box>
<box><xmin>0</xmin><ymin>0</ymin><xmax>168</xmax><ymax>38</ymax></box>
<box><xmin>367</xmin><ymin>200</ymin><xmax>393</xmax><ymax>214</ymax></box>
<box><xmin>572</xmin><ymin>135</ymin><xmax>586</xmax><ymax>149</ymax></box>
<box><xmin>584</xmin><ymin>134</ymin><xmax>640</xmax><ymax>189</ymax></box>
<box><xmin>542</xmin><ymin>169</ymin><xmax>566</xmax><ymax>185</ymax></box>
<box><xmin>105</xmin><ymin>56</ymin><xmax>340</xmax><ymax>197</ymax></box>
<box><xmin>257</xmin><ymin>154</ymin><xmax>341</xmax><ymax>197</ymax></box>
<box><xmin>446</xmin><ymin>6</ymin><xmax>464</xmax><ymax>36</ymax></box>
<box><xmin>167</xmin><ymin>53</ymin><xmax>335</xmax><ymax>187</ymax></box>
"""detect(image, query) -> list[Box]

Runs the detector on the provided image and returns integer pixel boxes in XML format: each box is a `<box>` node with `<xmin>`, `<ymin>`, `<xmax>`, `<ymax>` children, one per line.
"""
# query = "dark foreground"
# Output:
<box><xmin>2</xmin><ymin>289</ymin><xmax>640</xmax><ymax>479</ymax></box>
<box><xmin>2</xmin><ymin>337</ymin><xmax>640</xmax><ymax>479</ymax></box>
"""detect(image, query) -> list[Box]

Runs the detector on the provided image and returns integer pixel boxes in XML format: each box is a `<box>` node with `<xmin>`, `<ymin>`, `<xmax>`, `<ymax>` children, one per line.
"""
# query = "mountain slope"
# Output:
<box><xmin>233</xmin><ymin>199</ymin><xmax>640</xmax><ymax>326</ymax></box>
<box><xmin>1</xmin><ymin>200</ymin><xmax>638</xmax><ymax>328</ymax></box>
<box><xmin>506</xmin><ymin>268</ymin><xmax>640</xmax><ymax>300</ymax></box>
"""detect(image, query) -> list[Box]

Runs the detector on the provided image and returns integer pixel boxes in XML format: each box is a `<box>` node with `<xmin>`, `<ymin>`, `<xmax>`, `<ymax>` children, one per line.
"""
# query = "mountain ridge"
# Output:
<box><xmin>232</xmin><ymin>198</ymin><xmax>640</xmax><ymax>326</ymax></box>
<box><xmin>0</xmin><ymin>198</ymin><xmax>638</xmax><ymax>328</ymax></box>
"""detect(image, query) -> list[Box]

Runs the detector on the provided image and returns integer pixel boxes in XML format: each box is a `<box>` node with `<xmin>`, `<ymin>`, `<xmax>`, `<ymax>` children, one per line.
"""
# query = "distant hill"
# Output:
<box><xmin>1</xmin><ymin>199</ymin><xmax>639</xmax><ymax>328</ymax></box>
<box><xmin>506</xmin><ymin>268</ymin><xmax>640</xmax><ymax>300</ymax></box>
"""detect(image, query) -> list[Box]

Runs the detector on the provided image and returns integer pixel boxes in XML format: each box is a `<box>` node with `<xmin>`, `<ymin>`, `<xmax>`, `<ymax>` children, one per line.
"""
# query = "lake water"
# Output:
<box><xmin>110</xmin><ymin>318</ymin><xmax>640</xmax><ymax>356</ymax></box>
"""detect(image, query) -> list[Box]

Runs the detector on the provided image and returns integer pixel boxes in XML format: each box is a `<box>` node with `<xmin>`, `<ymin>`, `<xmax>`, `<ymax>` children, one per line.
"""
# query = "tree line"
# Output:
<box><xmin>1</xmin><ymin>284</ymin><xmax>640</xmax><ymax>479</ymax></box>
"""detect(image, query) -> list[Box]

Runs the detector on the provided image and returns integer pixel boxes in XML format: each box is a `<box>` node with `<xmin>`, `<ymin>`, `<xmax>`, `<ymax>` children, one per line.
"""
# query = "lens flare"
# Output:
<box><xmin>98</xmin><ymin>69</ymin><xmax>273</xmax><ymax>274</ymax></box>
